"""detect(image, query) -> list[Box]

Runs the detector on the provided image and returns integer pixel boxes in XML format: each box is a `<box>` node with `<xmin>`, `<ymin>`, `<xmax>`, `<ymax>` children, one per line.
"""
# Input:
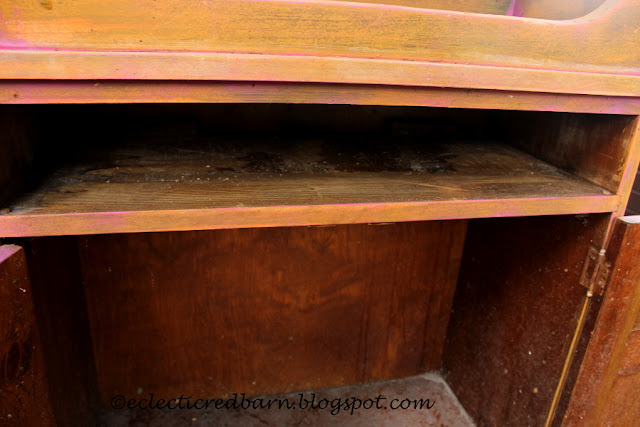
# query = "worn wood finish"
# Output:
<box><xmin>1</xmin><ymin>0</ymin><xmax>637</xmax><ymax>72</ymax></box>
<box><xmin>21</xmin><ymin>237</ymin><xmax>100</xmax><ymax>425</ymax></box>
<box><xmin>443</xmin><ymin>214</ymin><xmax>611</xmax><ymax>427</ymax></box>
<box><xmin>3</xmin><ymin>50</ymin><xmax>640</xmax><ymax>99</ymax></box>
<box><xmin>103</xmin><ymin>373</ymin><xmax>474</xmax><ymax>427</ymax></box>
<box><xmin>505</xmin><ymin>113</ymin><xmax>638</xmax><ymax>195</ymax></box>
<box><xmin>2</xmin><ymin>1</ymin><xmax>640</xmax><ymax>97</ymax></box>
<box><xmin>3</xmin><ymin>81</ymin><xmax>640</xmax><ymax>115</ymax></box>
<box><xmin>0</xmin><ymin>137</ymin><xmax>618</xmax><ymax>237</ymax></box>
<box><xmin>0</xmin><ymin>245</ymin><xmax>54</xmax><ymax>426</ymax></box>
<box><xmin>78</xmin><ymin>221</ymin><xmax>467</xmax><ymax>404</ymax></box>
<box><xmin>562</xmin><ymin>217</ymin><xmax>640</xmax><ymax>426</ymax></box>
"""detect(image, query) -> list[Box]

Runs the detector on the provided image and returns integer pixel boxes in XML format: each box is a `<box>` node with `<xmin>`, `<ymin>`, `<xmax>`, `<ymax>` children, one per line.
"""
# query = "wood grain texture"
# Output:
<box><xmin>562</xmin><ymin>217</ymin><xmax>640</xmax><ymax>426</ymax></box>
<box><xmin>0</xmin><ymin>245</ymin><xmax>54</xmax><ymax>426</ymax></box>
<box><xmin>78</xmin><ymin>221</ymin><xmax>467</xmax><ymax>405</ymax></box>
<box><xmin>505</xmin><ymin>113</ymin><xmax>638</xmax><ymax>194</ymax></box>
<box><xmin>1</xmin><ymin>0</ymin><xmax>637</xmax><ymax>72</ymax></box>
<box><xmin>2</xmin><ymin>50</ymin><xmax>640</xmax><ymax>98</ymax></box>
<box><xmin>3</xmin><ymin>81</ymin><xmax>640</xmax><ymax>115</ymax></box>
<box><xmin>443</xmin><ymin>214</ymin><xmax>610</xmax><ymax>426</ymax></box>
<box><xmin>1</xmin><ymin>0</ymin><xmax>640</xmax><ymax>96</ymax></box>
<box><xmin>0</xmin><ymin>137</ymin><xmax>618</xmax><ymax>237</ymax></box>
<box><xmin>344</xmin><ymin>0</ymin><xmax>512</xmax><ymax>14</ymax></box>
<box><xmin>21</xmin><ymin>237</ymin><xmax>100</xmax><ymax>425</ymax></box>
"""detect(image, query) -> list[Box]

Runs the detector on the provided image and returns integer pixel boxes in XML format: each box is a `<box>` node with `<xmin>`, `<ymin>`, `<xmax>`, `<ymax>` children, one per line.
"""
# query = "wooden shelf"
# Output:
<box><xmin>0</xmin><ymin>136</ymin><xmax>617</xmax><ymax>237</ymax></box>
<box><xmin>102</xmin><ymin>373</ymin><xmax>473</xmax><ymax>427</ymax></box>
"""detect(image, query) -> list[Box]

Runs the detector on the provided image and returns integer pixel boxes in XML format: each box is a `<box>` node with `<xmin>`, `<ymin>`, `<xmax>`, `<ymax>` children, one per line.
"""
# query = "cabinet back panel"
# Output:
<box><xmin>77</xmin><ymin>221</ymin><xmax>467</xmax><ymax>405</ymax></box>
<box><xmin>21</xmin><ymin>237</ymin><xmax>100</xmax><ymax>425</ymax></box>
<box><xmin>501</xmin><ymin>112</ymin><xmax>638</xmax><ymax>195</ymax></box>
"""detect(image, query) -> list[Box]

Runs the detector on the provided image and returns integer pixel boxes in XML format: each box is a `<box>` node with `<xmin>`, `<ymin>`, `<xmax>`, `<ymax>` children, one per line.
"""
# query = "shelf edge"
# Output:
<box><xmin>0</xmin><ymin>195</ymin><xmax>620</xmax><ymax>237</ymax></box>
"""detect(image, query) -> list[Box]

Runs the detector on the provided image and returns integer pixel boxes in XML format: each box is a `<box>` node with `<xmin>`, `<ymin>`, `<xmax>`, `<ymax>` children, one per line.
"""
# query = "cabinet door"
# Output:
<box><xmin>0</xmin><ymin>245</ymin><xmax>54</xmax><ymax>426</ymax></box>
<box><xmin>564</xmin><ymin>217</ymin><xmax>640</xmax><ymax>425</ymax></box>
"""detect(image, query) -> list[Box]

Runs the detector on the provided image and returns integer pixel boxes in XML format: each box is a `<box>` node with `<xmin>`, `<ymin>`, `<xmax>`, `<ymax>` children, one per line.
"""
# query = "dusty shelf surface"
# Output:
<box><xmin>101</xmin><ymin>373</ymin><xmax>474</xmax><ymax>427</ymax></box>
<box><xmin>0</xmin><ymin>135</ymin><xmax>617</xmax><ymax>237</ymax></box>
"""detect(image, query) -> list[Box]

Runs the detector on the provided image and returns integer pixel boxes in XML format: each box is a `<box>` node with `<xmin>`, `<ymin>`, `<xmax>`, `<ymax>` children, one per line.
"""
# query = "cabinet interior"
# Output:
<box><xmin>0</xmin><ymin>103</ymin><xmax>633</xmax><ymax>425</ymax></box>
<box><xmin>0</xmin><ymin>104</ymin><xmax>633</xmax><ymax>236</ymax></box>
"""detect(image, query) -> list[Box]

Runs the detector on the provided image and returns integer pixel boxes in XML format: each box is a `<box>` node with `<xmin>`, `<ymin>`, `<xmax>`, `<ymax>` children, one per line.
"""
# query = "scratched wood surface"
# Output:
<box><xmin>77</xmin><ymin>221</ymin><xmax>467</xmax><ymax>404</ymax></box>
<box><xmin>562</xmin><ymin>216</ymin><xmax>640</xmax><ymax>425</ymax></box>
<box><xmin>0</xmin><ymin>245</ymin><xmax>54</xmax><ymax>426</ymax></box>
<box><xmin>0</xmin><ymin>136</ymin><xmax>618</xmax><ymax>237</ymax></box>
<box><xmin>1</xmin><ymin>0</ymin><xmax>640</xmax><ymax>97</ymax></box>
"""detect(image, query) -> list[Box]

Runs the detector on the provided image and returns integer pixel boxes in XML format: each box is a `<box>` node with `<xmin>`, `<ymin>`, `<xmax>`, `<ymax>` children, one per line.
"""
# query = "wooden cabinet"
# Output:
<box><xmin>1</xmin><ymin>1</ymin><xmax>640</xmax><ymax>426</ymax></box>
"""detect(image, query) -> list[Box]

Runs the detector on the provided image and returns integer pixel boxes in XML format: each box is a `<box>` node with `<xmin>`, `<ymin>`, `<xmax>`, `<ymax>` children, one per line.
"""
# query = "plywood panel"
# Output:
<box><xmin>78</xmin><ymin>221</ymin><xmax>467</xmax><ymax>405</ymax></box>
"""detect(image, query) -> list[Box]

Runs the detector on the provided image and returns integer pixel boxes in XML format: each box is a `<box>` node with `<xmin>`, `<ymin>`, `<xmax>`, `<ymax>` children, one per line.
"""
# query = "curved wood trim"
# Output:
<box><xmin>0</xmin><ymin>0</ymin><xmax>639</xmax><ymax>89</ymax></box>
<box><xmin>1</xmin><ymin>50</ymin><xmax>639</xmax><ymax>97</ymax></box>
<box><xmin>3</xmin><ymin>80</ymin><xmax>640</xmax><ymax>113</ymax></box>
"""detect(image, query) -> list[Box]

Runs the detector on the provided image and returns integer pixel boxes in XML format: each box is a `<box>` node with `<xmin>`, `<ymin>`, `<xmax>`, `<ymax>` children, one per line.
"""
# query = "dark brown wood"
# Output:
<box><xmin>616</xmin><ymin>329</ymin><xmax>640</xmax><ymax>376</ymax></box>
<box><xmin>504</xmin><ymin>112</ymin><xmax>638</xmax><ymax>194</ymax></box>
<box><xmin>442</xmin><ymin>214</ymin><xmax>610</xmax><ymax>427</ymax></box>
<box><xmin>0</xmin><ymin>245</ymin><xmax>54</xmax><ymax>426</ymax></box>
<box><xmin>76</xmin><ymin>221</ymin><xmax>467</xmax><ymax>405</ymax></box>
<box><xmin>21</xmin><ymin>237</ymin><xmax>100</xmax><ymax>425</ymax></box>
<box><xmin>562</xmin><ymin>216</ymin><xmax>640</xmax><ymax>425</ymax></box>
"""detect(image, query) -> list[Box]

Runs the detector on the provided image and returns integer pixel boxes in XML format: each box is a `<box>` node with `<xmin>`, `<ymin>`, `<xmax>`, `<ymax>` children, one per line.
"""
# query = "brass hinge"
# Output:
<box><xmin>579</xmin><ymin>246</ymin><xmax>611</xmax><ymax>297</ymax></box>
